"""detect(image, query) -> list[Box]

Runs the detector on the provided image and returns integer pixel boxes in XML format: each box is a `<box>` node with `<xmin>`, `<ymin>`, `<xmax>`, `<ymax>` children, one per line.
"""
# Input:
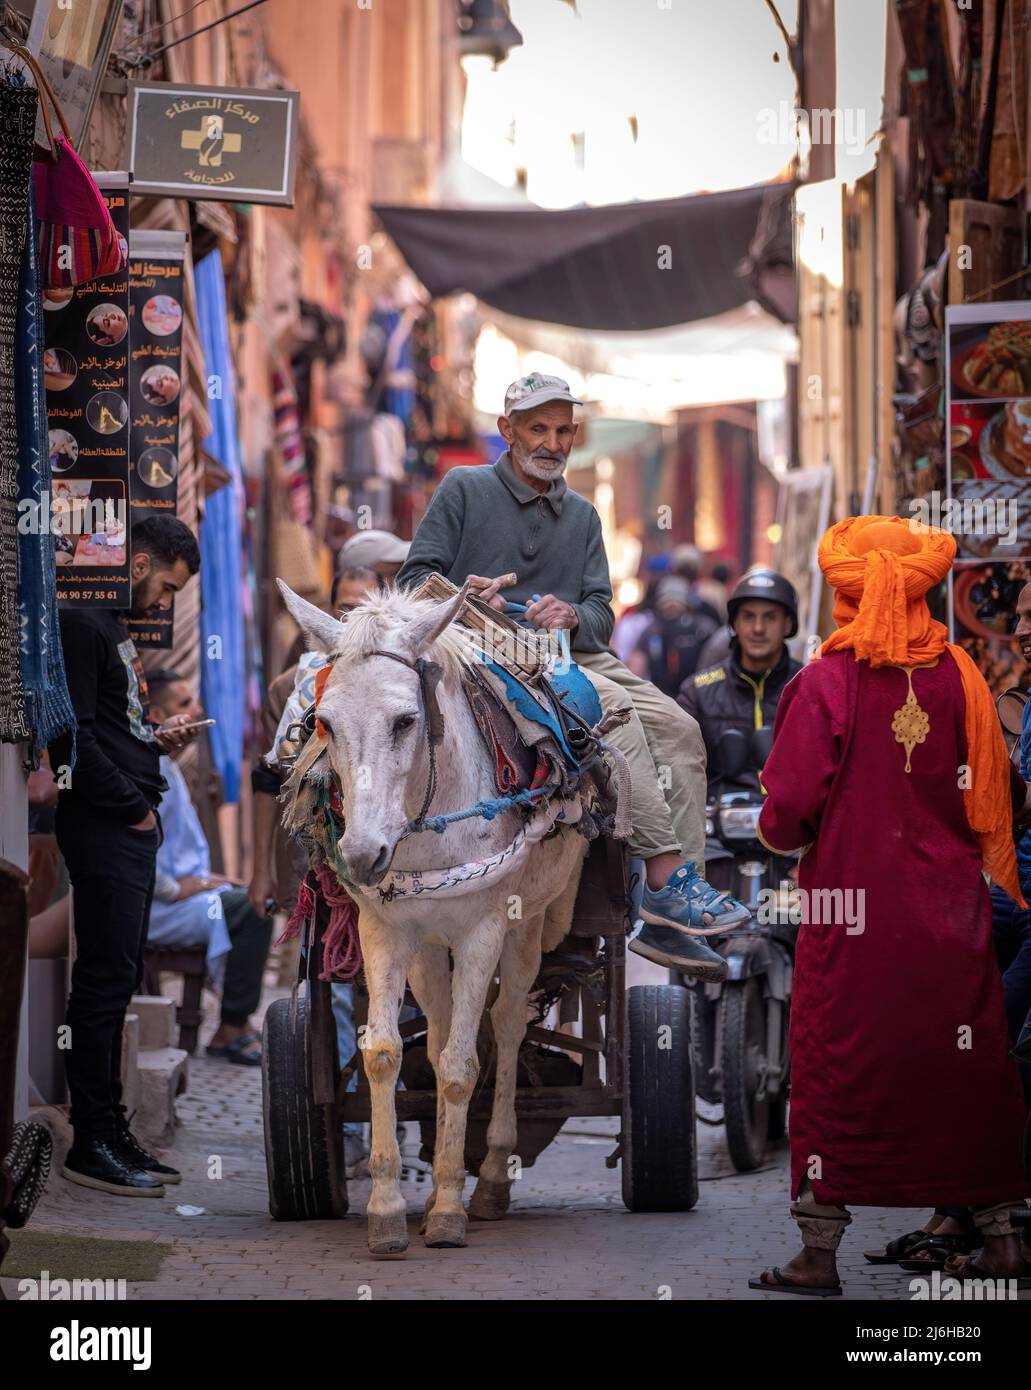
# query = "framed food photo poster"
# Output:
<box><xmin>945</xmin><ymin>301</ymin><xmax>1031</xmax><ymax>697</ymax></box>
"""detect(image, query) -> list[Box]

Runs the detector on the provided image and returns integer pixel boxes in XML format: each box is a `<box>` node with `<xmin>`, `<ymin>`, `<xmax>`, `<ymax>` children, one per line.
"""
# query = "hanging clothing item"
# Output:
<box><xmin>0</xmin><ymin>75</ymin><xmax>37</xmax><ymax>743</ymax></box>
<box><xmin>16</xmin><ymin>173</ymin><xmax>75</xmax><ymax>761</ymax></box>
<box><xmin>195</xmin><ymin>253</ymin><xmax>245</xmax><ymax>803</ymax></box>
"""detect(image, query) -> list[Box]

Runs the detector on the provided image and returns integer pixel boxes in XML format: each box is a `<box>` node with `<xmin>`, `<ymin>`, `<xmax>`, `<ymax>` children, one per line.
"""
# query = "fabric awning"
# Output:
<box><xmin>374</xmin><ymin>181</ymin><xmax>795</xmax><ymax>331</ymax></box>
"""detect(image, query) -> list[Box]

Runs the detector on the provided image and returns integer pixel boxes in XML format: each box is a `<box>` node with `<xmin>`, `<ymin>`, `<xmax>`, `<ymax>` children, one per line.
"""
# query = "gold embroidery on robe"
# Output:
<box><xmin>891</xmin><ymin>668</ymin><xmax>930</xmax><ymax>772</ymax></box>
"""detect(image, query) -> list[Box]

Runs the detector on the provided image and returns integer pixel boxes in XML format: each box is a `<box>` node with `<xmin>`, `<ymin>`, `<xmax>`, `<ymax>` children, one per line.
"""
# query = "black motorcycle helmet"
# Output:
<box><xmin>727</xmin><ymin>569</ymin><xmax>799</xmax><ymax>639</ymax></box>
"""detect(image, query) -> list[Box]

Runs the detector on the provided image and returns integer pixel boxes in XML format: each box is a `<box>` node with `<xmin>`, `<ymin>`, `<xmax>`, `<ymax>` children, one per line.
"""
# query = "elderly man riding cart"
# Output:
<box><xmin>263</xmin><ymin>377</ymin><xmax>745</xmax><ymax>1256</ymax></box>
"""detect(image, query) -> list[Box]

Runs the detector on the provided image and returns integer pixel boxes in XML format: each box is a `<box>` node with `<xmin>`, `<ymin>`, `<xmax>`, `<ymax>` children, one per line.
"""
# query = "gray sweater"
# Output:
<box><xmin>397</xmin><ymin>452</ymin><xmax>614</xmax><ymax>653</ymax></box>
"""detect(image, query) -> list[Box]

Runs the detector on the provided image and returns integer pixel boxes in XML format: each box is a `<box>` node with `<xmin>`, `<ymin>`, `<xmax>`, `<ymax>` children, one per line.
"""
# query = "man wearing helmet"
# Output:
<box><xmin>677</xmin><ymin>569</ymin><xmax>801</xmax><ymax>795</ymax></box>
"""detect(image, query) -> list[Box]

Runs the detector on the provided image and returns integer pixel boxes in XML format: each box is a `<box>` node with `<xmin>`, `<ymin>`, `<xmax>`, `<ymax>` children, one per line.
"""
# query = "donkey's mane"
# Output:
<box><xmin>328</xmin><ymin>586</ymin><xmax>476</xmax><ymax>677</ymax></box>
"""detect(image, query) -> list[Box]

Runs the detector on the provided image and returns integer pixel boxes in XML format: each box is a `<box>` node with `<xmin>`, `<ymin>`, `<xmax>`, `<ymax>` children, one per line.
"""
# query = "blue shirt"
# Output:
<box><xmin>1019</xmin><ymin>696</ymin><xmax>1031</xmax><ymax>890</ymax></box>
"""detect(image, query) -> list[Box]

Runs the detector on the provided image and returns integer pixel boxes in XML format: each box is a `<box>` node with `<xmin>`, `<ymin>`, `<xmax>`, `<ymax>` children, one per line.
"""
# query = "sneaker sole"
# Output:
<box><xmin>628</xmin><ymin>936</ymin><xmax>728</xmax><ymax>983</ymax></box>
<box><xmin>62</xmin><ymin>1165</ymin><xmax>165</xmax><ymax>1198</ymax></box>
<box><xmin>146</xmin><ymin>1170</ymin><xmax>181</xmax><ymax>1184</ymax></box>
<box><xmin>640</xmin><ymin>904</ymin><xmax>750</xmax><ymax>936</ymax></box>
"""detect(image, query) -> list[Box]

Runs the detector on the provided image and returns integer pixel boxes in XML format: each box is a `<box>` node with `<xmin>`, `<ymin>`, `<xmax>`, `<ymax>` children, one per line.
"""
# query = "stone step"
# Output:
<box><xmin>135</xmin><ymin>1047</ymin><xmax>189</xmax><ymax>1147</ymax></box>
<box><xmin>120</xmin><ymin>1012</ymin><xmax>140</xmax><ymax>1120</ymax></box>
<box><xmin>130</xmin><ymin>994</ymin><xmax>177</xmax><ymax>1049</ymax></box>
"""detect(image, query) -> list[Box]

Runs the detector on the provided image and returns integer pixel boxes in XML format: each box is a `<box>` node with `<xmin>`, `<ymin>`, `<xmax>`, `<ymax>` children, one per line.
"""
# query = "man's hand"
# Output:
<box><xmin>524</xmin><ymin>594</ymin><xmax>578</xmax><ymax>632</ymax></box>
<box><xmin>466</xmin><ymin>573</ymin><xmax>516</xmax><ymax>613</ymax></box>
<box><xmin>155</xmin><ymin>714</ymin><xmax>199</xmax><ymax>753</ymax></box>
<box><xmin>129</xmin><ymin>810</ymin><xmax>157</xmax><ymax>832</ymax></box>
<box><xmin>176</xmin><ymin>874</ymin><xmax>232</xmax><ymax>900</ymax></box>
<box><xmin>248</xmin><ymin>866</ymin><xmax>276</xmax><ymax>917</ymax></box>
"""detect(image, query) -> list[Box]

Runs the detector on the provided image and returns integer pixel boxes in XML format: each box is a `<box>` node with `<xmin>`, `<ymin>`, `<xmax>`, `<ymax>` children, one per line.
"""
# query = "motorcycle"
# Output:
<box><xmin>674</xmin><ymin>726</ymin><xmax>798</xmax><ymax>1172</ymax></box>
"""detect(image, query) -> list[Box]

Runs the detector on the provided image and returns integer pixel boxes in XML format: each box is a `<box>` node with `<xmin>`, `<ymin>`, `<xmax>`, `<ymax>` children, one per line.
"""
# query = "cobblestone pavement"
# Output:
<box><xmin>5</xmin><ymin>966</ymin><xmax>1025</xmax><ymax>1302</ymax></box>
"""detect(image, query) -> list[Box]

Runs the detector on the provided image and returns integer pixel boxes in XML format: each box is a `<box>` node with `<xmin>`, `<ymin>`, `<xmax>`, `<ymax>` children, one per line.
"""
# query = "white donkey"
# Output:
<box><xmin>278</xmin><ymin>580</ymin><xmax>588</xmax><ymax>1256</ymax></box>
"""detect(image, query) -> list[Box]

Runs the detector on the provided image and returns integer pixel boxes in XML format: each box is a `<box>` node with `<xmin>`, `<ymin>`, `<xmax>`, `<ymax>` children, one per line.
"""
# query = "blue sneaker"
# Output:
<box><xmin>629</xmin><ymin>920</ymin><xmax>728</xmax><ymax>981</ymax></box>
<box><xmin>641</xmin><ymin>864</ymin><xmax>751</xmax><ymax>935</ymax></box>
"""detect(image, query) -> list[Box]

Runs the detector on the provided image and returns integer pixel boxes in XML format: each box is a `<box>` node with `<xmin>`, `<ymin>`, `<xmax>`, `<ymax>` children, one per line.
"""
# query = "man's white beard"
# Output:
<box><xmin>512</xmin><ymin>439</ymin><xmax>566</xmax><ymax>482</ymax></box>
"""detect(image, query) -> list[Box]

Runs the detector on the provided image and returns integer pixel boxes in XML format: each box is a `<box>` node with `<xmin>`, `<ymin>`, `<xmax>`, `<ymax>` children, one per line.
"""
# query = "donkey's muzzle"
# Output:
<box><xmin>341</xmin><ymin>838</ymin><xmax>392</xmax><ymax>887</ymax></box>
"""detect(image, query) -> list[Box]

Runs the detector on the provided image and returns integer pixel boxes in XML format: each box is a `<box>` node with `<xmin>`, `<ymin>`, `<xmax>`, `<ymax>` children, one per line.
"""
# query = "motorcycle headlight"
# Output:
<box><xmin>718</xmin><ymin>804</ymin><xmax>762</xmax><ymax>842</ymax></box>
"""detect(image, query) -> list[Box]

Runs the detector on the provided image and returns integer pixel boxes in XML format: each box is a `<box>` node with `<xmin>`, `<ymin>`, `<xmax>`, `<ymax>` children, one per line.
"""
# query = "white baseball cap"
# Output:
<box><xmin>338</xmin><ymin>529</ymin><xmax>410</xmax><ymax>568</ymax></box>
<box><xmin>504</xmin><ymin>373</ymin><xmax>583</xmax><ymax>414</ymax></box>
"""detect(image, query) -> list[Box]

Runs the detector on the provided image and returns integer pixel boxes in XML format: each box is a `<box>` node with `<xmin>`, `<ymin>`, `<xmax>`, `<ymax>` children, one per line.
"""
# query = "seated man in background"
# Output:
<box><xmin>147</xmin><ymin>669</ymin><xmax>273</xmax><ymax>1067</ymax></box>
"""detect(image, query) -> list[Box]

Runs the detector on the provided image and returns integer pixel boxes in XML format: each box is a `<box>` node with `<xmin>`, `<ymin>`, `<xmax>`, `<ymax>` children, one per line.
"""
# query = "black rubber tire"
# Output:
<box><xmin>621</xmin><ymin>984</ymin><xmax>698</xmax><ymax>1212</ymax></box>
<box><xmin>262</xmin><ymin>988</ymin><xmax>347</xmax><ymax>1221</ymax></box>
<box><xmin>721</xmin><ymin>978</ymin><xmax>769</xmax><ymax>1172</ymax></box>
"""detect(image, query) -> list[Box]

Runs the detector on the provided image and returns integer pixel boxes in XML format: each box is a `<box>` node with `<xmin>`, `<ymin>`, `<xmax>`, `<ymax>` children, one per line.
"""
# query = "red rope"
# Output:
<box><xmin>276</xmin><ymin>867</ymin><xmax>362</xmax><ymax>981</ymax></box>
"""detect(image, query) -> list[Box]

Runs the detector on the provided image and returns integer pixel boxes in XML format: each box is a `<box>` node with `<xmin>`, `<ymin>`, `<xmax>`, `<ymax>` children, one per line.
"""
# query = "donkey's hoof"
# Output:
<box><xmin>423</xmin><ymin>1210</ymin><xmax>467</xmax><ymax>1248</ymax></box>
<box><xmin>468</xmin><ymin>1177</ymin><xmax>512</xmax><ymax>1221</ymax></box>
<box><xmin>367</xmin><ymin>1212</ymin><xmax>409</xmax><ymax>1258</ymax></box>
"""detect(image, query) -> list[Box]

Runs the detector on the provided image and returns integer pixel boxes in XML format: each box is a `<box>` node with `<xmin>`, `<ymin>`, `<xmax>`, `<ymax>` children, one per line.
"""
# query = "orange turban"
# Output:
<box><xmin>818</xmin><ymin>515</ymin><xmax>1024</xmax><ymax>906</ymax></box>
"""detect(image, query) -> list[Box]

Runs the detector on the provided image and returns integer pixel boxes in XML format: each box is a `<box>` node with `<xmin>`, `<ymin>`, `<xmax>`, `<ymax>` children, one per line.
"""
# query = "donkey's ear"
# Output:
<box><xmin>402</xmin><ymin>581</ymin><xmax>471</xmax><ymax>658</ymax></box>
<box><xmin>276</xmin><ymin>579</ymin><xmax>344</xmax><ymax>654</ymax></box>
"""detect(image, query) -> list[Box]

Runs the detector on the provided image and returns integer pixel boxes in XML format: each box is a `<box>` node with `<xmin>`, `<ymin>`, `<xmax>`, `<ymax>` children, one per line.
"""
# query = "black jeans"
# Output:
<box><xmin>218</xmin><ymin>889</ymin><xmax>273</xmax><ymax>1028</ymax></box>
<box><xmin>57</xmin><ymin>800</ymin><xmax>160</xmax><ymax>1139</ymax></box>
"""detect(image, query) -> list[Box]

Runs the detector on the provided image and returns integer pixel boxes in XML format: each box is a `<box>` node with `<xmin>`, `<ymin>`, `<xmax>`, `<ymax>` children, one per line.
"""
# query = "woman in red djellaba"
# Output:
<box><xmin>750</xmin><ymin>516</ymin><xmax>1029</xmax><ymax>1297</ymax></box>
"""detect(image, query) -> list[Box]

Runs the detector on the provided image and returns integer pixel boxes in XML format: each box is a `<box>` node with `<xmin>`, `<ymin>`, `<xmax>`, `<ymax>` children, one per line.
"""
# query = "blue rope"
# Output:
<box><xmin>414</xmin><ymin>785</ymin><xmax>550</xmax><ymax>834</ymax></box>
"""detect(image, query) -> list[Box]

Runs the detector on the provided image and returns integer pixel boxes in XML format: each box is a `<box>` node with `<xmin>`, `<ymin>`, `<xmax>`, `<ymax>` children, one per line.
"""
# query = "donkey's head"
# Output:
<box><xmin>277</xmin><ymin>579</ymin><xmax>471</xmax><ymax>886</ymax></box>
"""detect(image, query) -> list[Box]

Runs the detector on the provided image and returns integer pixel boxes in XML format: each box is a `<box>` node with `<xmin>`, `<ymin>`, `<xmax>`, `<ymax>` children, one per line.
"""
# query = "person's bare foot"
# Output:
<box><xmin>944</xmin><ymin>1234</ymin><xmax>1031</xmax><ymax>1280</ymax></box>
<box><xmin>755</xmin><ymin>1245</ymin><xmax>839</xmax><ymax>1291</ymax></box>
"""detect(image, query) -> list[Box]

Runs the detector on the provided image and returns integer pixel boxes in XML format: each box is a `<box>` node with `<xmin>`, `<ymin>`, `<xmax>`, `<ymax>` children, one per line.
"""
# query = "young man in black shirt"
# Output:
<box><xmin>50</xmin><ymin>515</ymin><xmax>201</xmax><ymax>1196</ymax></box>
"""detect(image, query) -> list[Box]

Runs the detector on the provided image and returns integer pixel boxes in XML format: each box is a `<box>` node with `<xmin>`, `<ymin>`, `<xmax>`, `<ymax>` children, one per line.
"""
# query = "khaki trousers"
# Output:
<box><xmin>575</xmin><ymin>649</ymin><xmax>707</xmax><ymax>868</ymax></box>
<box><xmin>791</xmin><ymin>1178</ymin><xmax>1028</xmax><ymax>1250</ymax></box>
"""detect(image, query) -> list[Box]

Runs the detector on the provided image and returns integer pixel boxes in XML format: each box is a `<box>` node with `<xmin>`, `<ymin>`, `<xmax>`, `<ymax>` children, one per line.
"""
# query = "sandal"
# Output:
<box><xmin>898</xmin><ymin>1232</ymin><xmax>977</xmax><ymax>1272</ymax></box>
<box><xmin>863</xmin><ymin>1229</ymin><xmax>935</xmax><ymax>1266</ymax></box>
<box><xmin>206</xmin><ymin>1032</ymin><xmax>262</xmax><ymax>1066</ymax></box>
<box><xmin>748</xmin><ymin>1267</ymin><xmax>842</xmax><ymax>1298</ymax></box>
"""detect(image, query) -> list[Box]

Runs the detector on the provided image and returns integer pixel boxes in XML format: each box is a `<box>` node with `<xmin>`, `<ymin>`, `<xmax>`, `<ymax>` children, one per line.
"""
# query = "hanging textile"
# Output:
<box><xmin>15</xmin><ymin>172</ymin><xmax>75</xmax><ymax>762</ymax></box>
<box><xmin>0</xmin><ymin>73</ymin><xmax>36</xmax><ymax>743</ymax></box>
<box><xmin>195</xmin><ymin>252</ymin><xmax>245</xmax><ymax>803</ymax></box>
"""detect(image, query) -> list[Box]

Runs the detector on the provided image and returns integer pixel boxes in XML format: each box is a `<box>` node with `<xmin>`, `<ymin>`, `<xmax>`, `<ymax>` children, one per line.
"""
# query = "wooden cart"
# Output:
<box><xmin>261</xmin><ymin>838</ymin><xmax>698</xmax><ymax>1220</ymax></box>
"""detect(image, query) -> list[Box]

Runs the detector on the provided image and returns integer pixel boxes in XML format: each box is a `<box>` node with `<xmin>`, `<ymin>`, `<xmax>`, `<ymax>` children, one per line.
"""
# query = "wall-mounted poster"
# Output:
<box><xmin>126</xmin><ymin>230</ymin><xmax>187</xmax><ymax>649</ymax></box>
<box><xmin>945</xmin><ymin>302</ymin><xmax>1031</xmax><ymax>564</ymax></box>
<box><xmin>945</xmin><ymin>303</ymin><xmax>1031</xmax><ymax>693</ymax></box>
<box><xmin>45</xmin><ymin>173</ymin><xmax>131</xmax><ymax>609</ymax></box>
<box><xmin>26</xmin><ymin>0</ymin><xmax>122</xmax><ymax>152</ymax></box>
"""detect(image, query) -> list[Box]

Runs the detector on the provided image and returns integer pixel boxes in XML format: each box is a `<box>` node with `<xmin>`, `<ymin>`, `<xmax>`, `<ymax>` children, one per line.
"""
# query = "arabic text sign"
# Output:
<box><xmin>126</xmin><ymin>231</ymin><xmax>187</xmax><ymax>649</ymax></box>
<box><xmin>128</xmin><ymin>82</ymin><xmax>299</xmax><ymax>205</ymax></box>
<box><xmin>47</xmin><ymin>174</ymin><xmax>131</xmax><ymax>610</ymax></box>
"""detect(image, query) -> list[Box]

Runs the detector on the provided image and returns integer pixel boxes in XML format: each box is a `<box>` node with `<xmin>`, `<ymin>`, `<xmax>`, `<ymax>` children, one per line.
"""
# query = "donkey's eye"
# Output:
<box><xmin>392</xmin><ymin>713</ymin><xmax>417</xmax><ymax>736</ymax></box>
<box><xmin>319</xmin><ymin>716</ymin><xmax>334</xmax><ymax>737</ymax></box>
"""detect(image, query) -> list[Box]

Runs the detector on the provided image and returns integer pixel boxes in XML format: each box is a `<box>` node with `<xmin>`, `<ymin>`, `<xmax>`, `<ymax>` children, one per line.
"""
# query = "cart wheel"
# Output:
<box><xmin>721</xmin><ymin>978</ymin><xmax>769</xmax><ymax>1172</ymax></box>
<box><xmin>622</xmin><ymin>984</ymin><xmax>698</xmax><ymax>1212</ymax></box>
<box><xmin>262</xmin><ymin>988</ymin><xmax>347</xmax><ymax>1221</ymax></box>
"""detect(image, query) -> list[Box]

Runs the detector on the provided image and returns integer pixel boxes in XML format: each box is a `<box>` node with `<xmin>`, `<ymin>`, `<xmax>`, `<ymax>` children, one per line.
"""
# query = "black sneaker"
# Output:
<box><xmin>629</xmin><ymin>921</ymin><xmax>729</xmax><ymax>982</ymax></box>
<box><xmin>114</xmin><ymin>1124</ymin><xmax>182</xmax><ymax>1185</ymax></box>
<box><xmin>62</xmin><ymin>1138</ymin><xmax>166</xmax><ymax>1198</ymax></box>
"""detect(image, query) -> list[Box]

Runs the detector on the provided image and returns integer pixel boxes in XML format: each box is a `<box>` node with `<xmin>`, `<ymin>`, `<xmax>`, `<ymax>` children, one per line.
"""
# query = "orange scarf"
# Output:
<box><xmin>818</xmin><ymin>515</ymin><xmax>1024</xmax><ymax>907</ymax></box>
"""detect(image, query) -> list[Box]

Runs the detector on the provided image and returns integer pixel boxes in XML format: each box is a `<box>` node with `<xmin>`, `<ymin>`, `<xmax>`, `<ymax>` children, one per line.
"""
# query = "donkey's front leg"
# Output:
<box><xmin>469</xmin><ymin>915</ymin><xmax>544</xmax><ymax>1221</ymax></box>
<box><xmin>424</xmin><ymin>918</ymin><xmax>506</xmax><ymax>1248</ymax></box>
<box><xmin>361</xmin><ymin>923</ymin><xmax>415</xmax><ymax>1257</ymax></box>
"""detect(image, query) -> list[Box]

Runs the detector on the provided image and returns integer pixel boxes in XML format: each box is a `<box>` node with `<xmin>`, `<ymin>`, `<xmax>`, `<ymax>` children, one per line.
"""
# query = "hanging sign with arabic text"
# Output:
<box><xmin>46</xmin><ymin>173</ymin><xmax>131</xmax><ymax>610</ymax></box>
<box><xmin>127</xmin><ymin>81</ymin><xmax>299</xmax><ymax>205</ymax></box>
<box><xmin>126</xmin><ymin>230</ymin><xmax>187</xmax><ymax>649</ymax></box>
